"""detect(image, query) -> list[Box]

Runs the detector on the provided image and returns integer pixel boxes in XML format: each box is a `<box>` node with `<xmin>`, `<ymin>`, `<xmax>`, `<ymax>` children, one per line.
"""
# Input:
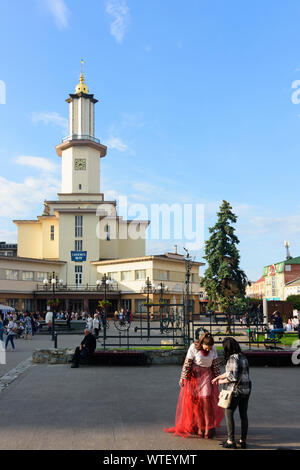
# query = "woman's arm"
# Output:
<box><xmin>179</xmin><ymin>353</ymin><xmax>194</xmax><ymax>387</ymax></box>
<box><xmin>212</xmin><ymin>355</ymin><xmax>239</xmax><ymax>385</ymax></box>
<box><xmin>211</xmin><ymin>371</ymin><xmax>228</xmax><ymax>384</ymax></box>
<box><xmin>211</xmin><ymin>358</ymin><xmax>221</xmax><ymax>378</ymax></box>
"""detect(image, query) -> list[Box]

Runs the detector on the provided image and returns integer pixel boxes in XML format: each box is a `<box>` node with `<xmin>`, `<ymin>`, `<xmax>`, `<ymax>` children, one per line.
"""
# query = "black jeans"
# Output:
<box><xmin>225</xmin><ymin>392</ymin><xmax>250</xmax><ymax>442</ymax></box>
<box><xmin>72</xmin><ymin>346</ymin><xmax>91</xmax><ymax>366</ymax></box>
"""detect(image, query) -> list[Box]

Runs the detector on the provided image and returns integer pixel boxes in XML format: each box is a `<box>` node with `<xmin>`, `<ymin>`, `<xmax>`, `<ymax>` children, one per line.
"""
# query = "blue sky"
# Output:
<box><xmin>1</xmin><ymin>0</ymin><xmax>300</xmax><ymax>281</ymax></box>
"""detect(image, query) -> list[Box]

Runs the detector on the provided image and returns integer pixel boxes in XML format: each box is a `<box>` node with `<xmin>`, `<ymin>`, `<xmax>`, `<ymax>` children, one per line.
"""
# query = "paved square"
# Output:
<box><xmin>0</xmin><ymin>360</ymin><xmax>299</xmax><ymax>450</ymax></box>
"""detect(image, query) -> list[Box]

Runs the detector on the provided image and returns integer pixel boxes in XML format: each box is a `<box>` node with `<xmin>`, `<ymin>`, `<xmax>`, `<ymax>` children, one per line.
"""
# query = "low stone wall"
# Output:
<box><xmin>145</xmin><ymin>348</ymin><xmax>186</xmax><ymax>365</ymax></box>
<box><xmin>32</xmin><ymin>348</ymin><xmax>75</xmax><ymax>365</ymax></box>
<box><xmin>32</xmin><ymin>348</ymin><xmax>186</xmax><ymax>365</ymax></box>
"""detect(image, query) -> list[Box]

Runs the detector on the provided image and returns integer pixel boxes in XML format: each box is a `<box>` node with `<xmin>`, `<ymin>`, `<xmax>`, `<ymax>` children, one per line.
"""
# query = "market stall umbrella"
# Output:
<box><xmin>0</xmin><ymin>305</ymin><xmax>15</xmax><ymax>314</ymax></box>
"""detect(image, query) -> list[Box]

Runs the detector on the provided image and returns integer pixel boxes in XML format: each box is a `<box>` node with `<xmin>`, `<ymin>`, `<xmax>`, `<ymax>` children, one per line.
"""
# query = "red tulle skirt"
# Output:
<box><xmin>164</xmin><ymin>365</ymin><xmax>224</xmax><ymax>438</ymax></box>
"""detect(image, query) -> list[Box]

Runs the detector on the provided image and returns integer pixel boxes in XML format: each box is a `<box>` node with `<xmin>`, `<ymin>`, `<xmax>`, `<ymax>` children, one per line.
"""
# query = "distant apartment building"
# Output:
<box><xmin>0</xmin><ymin>242</ymin><xmax>17</xmax><ymax>257</ymax></box>
<box><xmin>284</xmin><ymin>277</ymin><xmax>300</xmax><ymax>300</ymax></box>
<box><xmin>263</xmin><ymin>256</ymin><xmax>300</xmax><ymax>300</ymax></box>
<box><xmin>246</xmin><ymin>276</ymin><xmax>265</xmax><ymax>299</ymax></box>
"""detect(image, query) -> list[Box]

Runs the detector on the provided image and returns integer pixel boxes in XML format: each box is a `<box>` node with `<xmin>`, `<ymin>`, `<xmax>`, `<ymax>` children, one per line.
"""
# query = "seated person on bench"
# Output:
<box><xmin>71</xmin><ymin>328</ymin><xmax>96</xmax><ymax>368</ymax></box>
<box><xmin>268</xmin><ymin>311</ymin><xmax>284</xmax><ymax>339</ymax></box>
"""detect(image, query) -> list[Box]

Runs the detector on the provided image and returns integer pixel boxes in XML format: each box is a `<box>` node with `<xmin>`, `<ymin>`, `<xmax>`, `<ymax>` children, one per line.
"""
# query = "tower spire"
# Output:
<box><xmin>75</xmin><ymin>59</ymin><xmax>89</xmax><ymax>94</ymax></box>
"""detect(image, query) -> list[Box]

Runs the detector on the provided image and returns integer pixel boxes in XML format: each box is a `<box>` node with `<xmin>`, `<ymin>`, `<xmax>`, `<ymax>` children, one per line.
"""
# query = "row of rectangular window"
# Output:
<box><xmin>6</xmin><ymin>270</ymin><xmax>53</xmax><ymax>282</ymax></box>
<box><xmin>107</xmin><ymin>271</ymin><xmax>197</xmax><ymax>283</ymax></box>
<box><xmin>6</xmin><ymin>299</ymin><xmax>34</xmax><ymax>311</ymax></box>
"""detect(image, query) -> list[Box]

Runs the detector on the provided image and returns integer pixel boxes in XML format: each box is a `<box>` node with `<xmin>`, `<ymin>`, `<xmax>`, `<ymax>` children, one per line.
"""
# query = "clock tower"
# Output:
<box><xmin>56</xmin><ymin>71</ymin><xmax>107</xmax><ymax>195</ymax></box>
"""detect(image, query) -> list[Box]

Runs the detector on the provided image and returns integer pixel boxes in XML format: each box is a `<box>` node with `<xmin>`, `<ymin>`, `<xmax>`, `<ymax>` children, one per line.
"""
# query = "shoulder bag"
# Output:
<box><xmin>218</xmin><ymin>373</ymin><xmax>243</xmax><ymax>409</ymax></box>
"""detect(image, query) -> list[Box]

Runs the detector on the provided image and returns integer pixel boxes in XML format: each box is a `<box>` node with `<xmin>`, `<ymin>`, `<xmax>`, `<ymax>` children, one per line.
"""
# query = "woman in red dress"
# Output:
<box><xmin>164</xmin><ymin>332</ymin><xmax>224</xmax><ymax>439</ymax></box>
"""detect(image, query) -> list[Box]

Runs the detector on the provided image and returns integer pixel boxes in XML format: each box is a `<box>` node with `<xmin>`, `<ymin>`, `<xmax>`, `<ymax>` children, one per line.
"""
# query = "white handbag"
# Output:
<box><xmin>218</xmin><ymin>375</ymin><xmax>243</xmax><ymax>409</ymax></box>
<box><xmin>218</xmin><ymin>388</ymin><xmax>234</xmax><ymax>409</ymax></box>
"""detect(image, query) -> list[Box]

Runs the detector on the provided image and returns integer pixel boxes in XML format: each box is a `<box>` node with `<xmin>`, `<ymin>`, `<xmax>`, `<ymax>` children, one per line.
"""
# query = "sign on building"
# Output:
<box><xmin>71</xmin><ymin>251</ymin><xmax>87</xmax><ymax>262</ymax></box>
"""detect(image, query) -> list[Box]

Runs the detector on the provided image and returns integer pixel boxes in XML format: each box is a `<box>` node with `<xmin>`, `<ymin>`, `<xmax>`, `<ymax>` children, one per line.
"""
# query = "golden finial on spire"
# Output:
<box><xmin>75</xmin><ymin>59</ymin><xmax>89</xmax><ymax>94</ymax></box>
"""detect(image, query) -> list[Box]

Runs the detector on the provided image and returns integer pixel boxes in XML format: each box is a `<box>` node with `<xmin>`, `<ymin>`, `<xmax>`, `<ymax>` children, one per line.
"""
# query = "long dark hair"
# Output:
<box><xmin>222</xmin><ymin>337</ymin><xmax>242</xmax><ymax>363</ymax></box>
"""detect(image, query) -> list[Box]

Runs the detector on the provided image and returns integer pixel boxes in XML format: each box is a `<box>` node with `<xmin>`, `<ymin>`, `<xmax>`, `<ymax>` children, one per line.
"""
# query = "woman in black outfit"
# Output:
<box><xmin>212</xmin><ymin>337</ymin><xmax>252</xmax><ymax>449</ymax></box>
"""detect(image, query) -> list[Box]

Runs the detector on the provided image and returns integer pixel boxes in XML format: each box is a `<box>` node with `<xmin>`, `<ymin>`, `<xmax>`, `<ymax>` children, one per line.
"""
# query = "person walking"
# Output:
<box><xmin>66</xmin><ymin>312</ymin><xmax>72</xmax><ymax>330</ymax></box>
<box><xmin>212</xmin><ymin>337</ymin><xmax>252</xmax><ymax>449</ymax></box>
<box><xmin>93</xmin><ymin>314</ymin><xmax>100</xmax><ymax>338</ymax></box>
<box><xmin>5</xmin><ymin>317</ymin><xmax>16</xmax><ymax>351</ymax></box>
<box><xmin>86</xmin><ymin>314</ymin><xmax>93</xmax><ymax>332</ymax></box>
<box><xmin>0</xmin><ymin>318</ymin><xmax>5</xmax><ymax>343</ymax></box>
<box><xmin>100</xmin><ymin>309</ymin><xmax>107</xmax><ymax>329</ymax></box>
<box><xmin>45</xmin><ymin>310</ymin><xmax>53</xmax><ymax>334</ymax></box>
<box><xmin>24</xmin><ymin>313</ymin><xmax>33</xmax><ymax>340</ymax></box>
<box><xmin>164</xmin><ymin>332</ymin><xmax>224</xmax><ymax>439</ymax></box>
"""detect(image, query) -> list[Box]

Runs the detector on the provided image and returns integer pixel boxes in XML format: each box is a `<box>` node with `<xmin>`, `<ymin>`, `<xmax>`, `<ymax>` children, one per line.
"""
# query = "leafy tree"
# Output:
<box><xmin>286</xmin><ymin>295</ymin><xmax>300</xmax><ymax>311</ymax></box>
<box><xmin>200</xmin><ymin>200</ymin><xmax>248</xmax><ymax>332</ymax></box>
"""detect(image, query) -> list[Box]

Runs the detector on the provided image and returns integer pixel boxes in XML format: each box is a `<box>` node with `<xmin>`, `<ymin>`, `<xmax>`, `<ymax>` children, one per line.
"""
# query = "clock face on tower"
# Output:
<box><xmin>74</xmin><ymin>159</ymin><xmax>87</xmax><ymax>171</ymax></box>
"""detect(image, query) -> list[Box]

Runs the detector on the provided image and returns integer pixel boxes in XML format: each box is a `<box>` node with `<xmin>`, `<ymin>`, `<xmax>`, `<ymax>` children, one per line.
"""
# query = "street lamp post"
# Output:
<box><xmin>96</xmin><ymin>274</ymin><xmax>112</xmax><ymax>339</ymax></box>
<box><xmin>141</xmin><ymin>277</ymin><xmax>156</xmax><ymax>339</ymax></box>
<box><xmin>44</xmin><ymin>272</ymin><xmax>63</xmax><ymax>342</ymax></box>
<box><xmin>157</xmin><ymin>282</ymin><xmax>169</xmax><ymax>333</ymax></box>
<box><xmin>184</xmin><ymin>248</ymin><xmax>192</xmax><ymax>348</ymax></box>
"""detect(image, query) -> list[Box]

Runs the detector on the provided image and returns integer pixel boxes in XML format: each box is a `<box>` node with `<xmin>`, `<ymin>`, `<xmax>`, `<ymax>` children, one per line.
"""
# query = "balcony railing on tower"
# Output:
<box><xmin>62</xmin><ymin>134</ymin><xmax>100</xmax><ymax>144</ymax></box>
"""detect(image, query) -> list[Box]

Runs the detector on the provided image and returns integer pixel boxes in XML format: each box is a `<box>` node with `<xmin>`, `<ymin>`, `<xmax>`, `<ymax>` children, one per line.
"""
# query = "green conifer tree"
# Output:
<box><xmin>200</xmin><ymin>200</ymin><xmax>248</xmax><ymax>332</ymax></box>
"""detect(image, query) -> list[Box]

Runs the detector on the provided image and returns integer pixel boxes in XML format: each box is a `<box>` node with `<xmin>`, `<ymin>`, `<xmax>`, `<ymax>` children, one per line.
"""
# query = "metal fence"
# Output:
<box><xmin>97</xmin><ymin>305</ymin><xmax>187</xmax><ymax>350</ymax></box>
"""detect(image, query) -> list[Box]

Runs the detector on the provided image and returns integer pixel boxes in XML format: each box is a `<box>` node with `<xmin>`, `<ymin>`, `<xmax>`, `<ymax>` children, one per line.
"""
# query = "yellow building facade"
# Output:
<box><xmin>14</xmin><ymin>73</ymin><xmax>149</xmax><ymax>287</ymax></box>
<box><xmin>0</xmin><ymin>73</ymin><xmax>203</xmax><ymax>314</ymax></box>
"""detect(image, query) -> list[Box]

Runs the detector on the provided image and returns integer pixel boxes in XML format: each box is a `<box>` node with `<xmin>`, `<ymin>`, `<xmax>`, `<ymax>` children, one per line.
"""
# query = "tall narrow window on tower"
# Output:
<box><xmin>50</xmin><ymin>225</ymin><xmax>55</xmax><ymax>241</ymax></box>
<box><xmin>105</xmin><ymin>224</ymin><xmax>111</xmax><ymax>241</ymax></box>
<box><xmin>75</xmin><ymin>216</ymin><xmax>83</xmax><ymax>237</ymax></box>
<box><xmin>75</xmin><ymin>240</ymin><xmax>83</xmax><ymax>251</ymax></box>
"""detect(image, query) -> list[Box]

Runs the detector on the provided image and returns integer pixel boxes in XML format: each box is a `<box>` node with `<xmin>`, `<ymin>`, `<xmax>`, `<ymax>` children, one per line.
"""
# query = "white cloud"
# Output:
<box><xmin>31</xmin><ymin>111</ymin><xmax>68</xmax><ymax>133</ymax></box>
<box><xmin>14</xmin><ymin>156</ymin><xmax>58</xmax><ymax>174</ymax></box>
<box><xmin>0</xmin><ymin>228</ymin><xmax>17</xmax><ymax>243</ymax></box>
<box><xmin>104</xmin><ymin>189</ymin><xmax>121</xmax><ymax>201</ymax></box>
<box><xmin>248</xmin><ymin>215</ymin><xmax>300</xmax><ymax>235</ymax></box>
<box><xmin>106</xmin><ymin>0</ymin><xmax>130</xmax><ymax>43</ymax></box>
<box><xmin>45</xmin><ymin>0</ymin><xmax>69</xmax><ymax>29</ymax></box>
<box><xmin>106</xmin><ymin>137</ymin><xmax>129</xmax><ymax>152</ymax></box>
<box><xmin>0</xmin><ymin>175</ymin><xmax>60</xmax><ymax>218</ymax></box>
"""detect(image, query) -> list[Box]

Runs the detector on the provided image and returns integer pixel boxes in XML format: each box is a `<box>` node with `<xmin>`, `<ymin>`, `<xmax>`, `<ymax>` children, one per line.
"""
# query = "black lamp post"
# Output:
<box><xmin>184</xmin><ymin>248</ymin><xmax>192</xmax><ymax>347</ymax></box>
<box><xmin>141</xmin><ymin>277</ymin><xmax>156</xmax><ymax>339</ymax></box>
<box><xmin>158</xmin><ymin>282</ymin><xmax>168</xmax><ymax>303</ymax></box>
<box><xmin>96</xmin><ymin>274</ymin><xmax>112</xmax><ymax>301</ymax></box>
<box><xmin>43</xmin><ymin>272</ymin><xmax>63</xmax><ymax>342</ymax></box>
<box><xmin>157</xmin><ymin>282</ymin><xmax>169</xmax><ymax>333</ymax></box>
<box><xmin>96</xmin><ymin>274</ymin><xmax>112</xmax><ymax>339</ymax></box>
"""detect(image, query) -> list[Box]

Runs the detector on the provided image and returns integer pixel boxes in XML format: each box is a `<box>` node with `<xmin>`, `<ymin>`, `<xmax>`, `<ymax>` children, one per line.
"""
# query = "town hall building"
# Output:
<box><xmin>0</xmin><ymin>72</ymin><xmax>203</xmax><ymax>314</ymax></box>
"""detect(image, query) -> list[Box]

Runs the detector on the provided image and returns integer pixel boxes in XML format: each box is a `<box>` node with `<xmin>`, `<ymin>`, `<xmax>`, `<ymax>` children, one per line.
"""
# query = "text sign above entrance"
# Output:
<box><xmin>71</xmin><ymin>251</ymin><xmax>87</xmax><ymax>262</ymax></box>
